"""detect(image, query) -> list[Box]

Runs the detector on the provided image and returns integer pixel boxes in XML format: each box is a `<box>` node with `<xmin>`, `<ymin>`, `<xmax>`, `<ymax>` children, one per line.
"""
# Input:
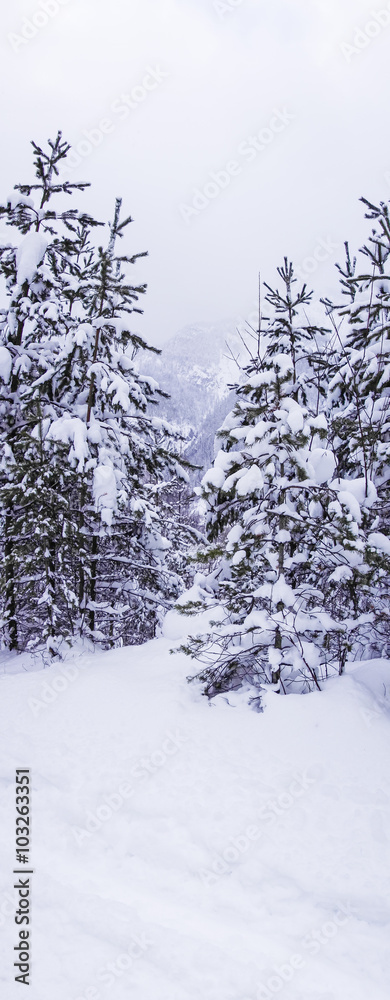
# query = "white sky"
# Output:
<box><xmin>1</xmin><ymin>0</ymin><xmax>390</xmax><ymax>344</ymax></box>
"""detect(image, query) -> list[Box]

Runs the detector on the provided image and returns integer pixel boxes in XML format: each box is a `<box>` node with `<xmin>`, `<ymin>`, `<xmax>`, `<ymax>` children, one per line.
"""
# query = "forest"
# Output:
<box><xmin>1</xmin><ymin>133</ymin><xmax>390</xmax><ymax>699</ymax></box>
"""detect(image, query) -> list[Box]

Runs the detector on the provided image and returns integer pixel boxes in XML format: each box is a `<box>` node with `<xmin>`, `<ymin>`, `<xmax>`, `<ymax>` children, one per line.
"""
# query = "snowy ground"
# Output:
<box><xmin>0</xmin><ymin>630</ymin><xmax>390</xmax><ymax>1000</ymax></box>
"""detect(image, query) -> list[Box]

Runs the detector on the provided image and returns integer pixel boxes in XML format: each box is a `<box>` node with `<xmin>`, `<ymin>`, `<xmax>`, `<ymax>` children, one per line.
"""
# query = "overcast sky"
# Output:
<box><xmin>1</xmin><ymin>0</ymin><xmax>390</xmax><ymax>345</ymax></box>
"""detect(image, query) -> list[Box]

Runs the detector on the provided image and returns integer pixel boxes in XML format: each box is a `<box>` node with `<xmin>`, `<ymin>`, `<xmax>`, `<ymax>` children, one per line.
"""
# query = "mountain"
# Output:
<box><xmin>141</xmin><ymin>320</ymin><xmax>251</xmax><ymax>476</ymax></box>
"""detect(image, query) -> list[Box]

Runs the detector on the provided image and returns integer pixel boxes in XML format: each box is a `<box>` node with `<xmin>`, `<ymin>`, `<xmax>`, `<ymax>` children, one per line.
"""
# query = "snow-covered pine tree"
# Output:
<box><xmin>0</xmin><ymin>133</ymin><xmax>98</xmax><ymax>651</ymax></box>
<box><xmin>179</xmin><ymin>261</ymin><xmax>364</xmax><ymax>696</ymax></box>
<box><xmin>0</xmin><ymin>134</ymin><xmax>190</xmax><ymax>653</ymax></box>
<box><xmin>325</xmin><ymin>198</ymin><xmax>390</xmax><ymax>655</ymax></box>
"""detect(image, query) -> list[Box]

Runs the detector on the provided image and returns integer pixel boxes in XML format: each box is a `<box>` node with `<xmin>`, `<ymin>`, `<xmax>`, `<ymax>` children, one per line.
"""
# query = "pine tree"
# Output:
<box><xmin>0</xmin><ymin>133</ymin><xmax>96</xmax><ymax>650</ymax></box>
<box><xmin>325</xmin><ymin>198</ymin><xmax>390</xmax><ymax>655</ymax></box>
<box><xmin>0</xmin><ymin>134</ymin><xmax>190</xmax><ymax>653</ymax></box>
<box><xmin>179</xmin><ymin>262</ymin><xmax>364</xmax><ymax>696</ymax></box>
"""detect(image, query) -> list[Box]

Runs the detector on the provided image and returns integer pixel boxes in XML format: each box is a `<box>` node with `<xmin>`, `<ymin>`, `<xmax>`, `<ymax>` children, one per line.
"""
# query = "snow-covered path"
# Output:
<box><xmin>0</xmin><ymin>639</ymin><xmax>389</xmax><ymax>1000</ymax></box>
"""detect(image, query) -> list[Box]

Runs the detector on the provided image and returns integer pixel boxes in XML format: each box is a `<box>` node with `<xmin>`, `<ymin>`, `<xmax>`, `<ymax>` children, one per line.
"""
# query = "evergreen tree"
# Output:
<box><xmin>325</xmin><ymin>197</ymin><xmax>390</xmax><ymax>655</ymax></box>
<box><xmin>0</xmin><ymin>133</ymin><xmax>95</xmax><ymax>650</ymax></box>
<box><xmin>0</xmin><ymin>134</ymin><xmax>190</xmax><ymax>653</ymax></box>
<box><xmin>179</xmin><ymin>262</ymin><xmax>365</xmax><ymax>696</ymax></box>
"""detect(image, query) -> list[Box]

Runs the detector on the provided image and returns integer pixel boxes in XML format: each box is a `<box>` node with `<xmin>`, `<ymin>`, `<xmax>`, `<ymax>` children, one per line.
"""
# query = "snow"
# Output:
<box><xmin>46</xmin><ymin>416</ymin><xmax>89</xmax><ymax>472</ymax></box>
<box><xmin>368</xmin><ymin>531</ymin><xmax>390</xmax><ymax>556</ymax></box>
<box><xmin>329</xmin><ymin>565</ymin><xmax>353</xmax><ymax>583</ymax></box>
<box><xmin>306</xmin><ymin>448</ymin><xmax>336</xmax><ymax>485</ymax></box>
<box><xmin>140</xmin><ymin>374</ymin><xmax>160</xmax><ymax>392</ymax></box>
<box><xmin>214</xmin><ymin>449</ymin><xmax>244</xmax><ymax>472</ymax></box>
<box><xmin>309</xmin><ymin>413</ymin><xmax>328</xmax><ymax>432</ymax></box>
<box><xmin>0</xmin><ymin>642</ymin><xmax>389</xmax><ymax>1000</ymax></box>
<box><xmin>6</xmin><ymin>192</ymin><xmax>34</xmax><ymax>210</ymax></box>
<box><xmin>94</xmin><ymin>317</ymin><xmax>135</xmax><ymax>338</ymax></box>
<box><xmin>166</xmin><ymin>583</ymin><xmax>227</xmax><ymax>638</ymax></box>
<box><xmin>236</xmin><ymin>464</ymin><xmax>264</xmax><ymax>495</ymax></box>
<box><xmin>39</xmin><ymin>302</ymin><xmax>59</xmax><ymax>322</ymax></box>
<box><xmin>254</xmin><ymin>575</ymin><xmax>297</xmax><ymax>608</ymax></box>
<box><xmin>0</xmin><ymin>346</ymin><xmax>12</xmax><ymax>383</ymax></box>
<box><xmin>73</xmin><ymin>323</ymin><xmax>94</xmax><ymax>348</ymax></box>
<box><xmin>347</xmin><ymin>657</ymin><xmax>390</xmax><ymax>710</ymax></box>
<box><xmin>93</xmin><ymin>465</ymin><xmax>118</xmax><ymax>526</ymax></box>
<box><xmin>337</xmin><ymin>491</ymin><xmax>362</xmax><ymax>524</ymax></box>
<box><xmin>331</xmin><ymin>476</ymin><xmax>377</xmax><ymax>511</ymax></box>
<box><xmin>201</xmin><ymin>467</ymin><xmax>225</xmax><ymax>490</ymax></box>
<box><xmin>282</xmin><ymin>398</ymin><xmax>305</xmax><ymax>433</ymax></box>
<box><xmin>16</xmin><ymin>231</ymin><xmax>48</xmax><ymax>285</ymax></box>
<box><xmin>245</xmin><ymin>421</ymin><xmax>267</xmax><ymax>446</ymax></box>
<box><xmin>248</xmin><ymin>354</ymin><xmax>293</xmax><ymax>388</ymax></box>
<box><xmin>87</xmin><ymin>422</ymin><xmax>103</xmax><ymax>446</ymax></box>
<box><xmin>226</xmin><ymin>523</ymin><xmax>243</xmax><ymax>550</ymax></box>
<box><xmin>163</xmin><ymin>607</ymin><xmax>217</xmax><ymax>640</ymax></box>
<box><xmin>106</xmin><ymin>372</ymin><xmax>132</xmax><ymax>411</ymax></box>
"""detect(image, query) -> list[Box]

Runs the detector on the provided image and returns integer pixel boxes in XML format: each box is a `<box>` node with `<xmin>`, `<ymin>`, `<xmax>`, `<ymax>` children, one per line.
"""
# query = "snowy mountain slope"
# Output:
<box><xmin>0</xmin><ymin>638</ymin><xmax>390</xmax><ymax>1000</ymax></box>
<box><xmin>141</xmin><ymin>321</ymin><xmax>251</xmax><ymax>472</ymax></box>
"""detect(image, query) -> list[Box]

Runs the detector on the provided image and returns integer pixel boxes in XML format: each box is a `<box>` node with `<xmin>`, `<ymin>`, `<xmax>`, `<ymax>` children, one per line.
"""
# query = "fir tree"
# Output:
<box><xmin>179</xmin><ymin>262</ymin><xmax>364</xmax><ymax>696</ymax></box>
<box><xmin>325</xmin><ymin>198</ymin><xmax>390</xmax><ymax>655</ymax></box>
<box><xmin>0</xmin><ymin>134</ymin><xmax>190</xmax><ymax>653</ymax></box>
<box><xmin>0</xmin><ymin>133</ymin><xmax>96</xmax><ymax>650</ymax></box>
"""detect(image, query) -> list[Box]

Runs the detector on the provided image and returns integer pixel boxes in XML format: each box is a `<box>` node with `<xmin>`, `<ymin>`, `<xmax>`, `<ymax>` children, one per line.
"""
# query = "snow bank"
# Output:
<box><xmin>346</xmin><ymin>657</ymin><xmax>390</xmax><ymax>707</ymax></box>
<box><xmin>0</xmin><ymin>643</ymin><xmax>389</xmax><ymax>1000</ymax></box>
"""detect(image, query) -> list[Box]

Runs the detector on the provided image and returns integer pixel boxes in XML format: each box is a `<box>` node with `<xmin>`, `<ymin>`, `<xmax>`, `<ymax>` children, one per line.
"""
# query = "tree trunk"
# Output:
<box><xmin>89</xmin><ymin>533</ymin><xmax>99</xmax><ymax>634</ymax></box>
